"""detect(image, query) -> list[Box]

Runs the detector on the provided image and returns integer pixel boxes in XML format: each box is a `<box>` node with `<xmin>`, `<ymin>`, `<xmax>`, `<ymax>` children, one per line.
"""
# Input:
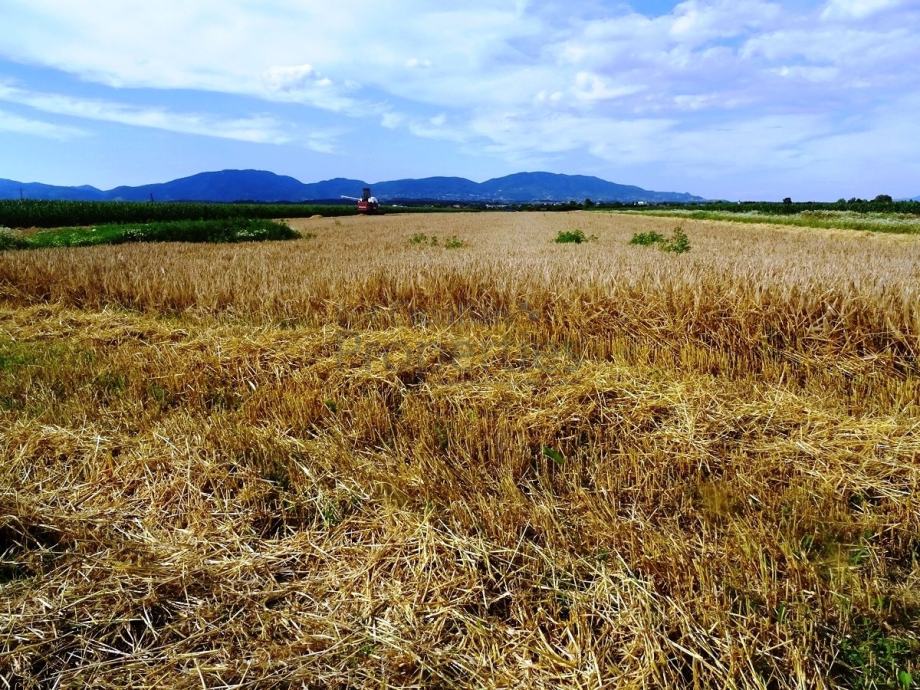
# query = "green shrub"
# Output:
<box><xmin>629</xmin><ymin>226</ymin><xmax>691</xmax><ymax>254</ymax></box>
<box><xmin>409</xmin><ymin>233</ymin><xmax>435</xmax><ymax>246</ymax></box>
<box><xmin>629</xmin><ymin>231</ymin><xmax>665</xmax><ymax>246</ymax></box>
<box><xmin>444</xmin><ymin>235</ymin><xmax>466</xmax><ymax>249</ymax></box>
<box><xmin>659</xmin><ymin>226</ymin><xmax>691</xmax><ymax>254</ymax></box>
<box><xmin>554</xmin><ymin>229</ymin><xmax>596</xmax><ymax>244</ymax></box>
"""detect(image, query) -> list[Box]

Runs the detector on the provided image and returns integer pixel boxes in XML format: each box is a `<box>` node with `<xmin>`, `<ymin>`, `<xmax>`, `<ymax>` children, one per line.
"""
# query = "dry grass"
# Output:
<box><xmin>0</xmin><ymin>212</ymin><xmax>918</xmax><ymax>688</ymax></box>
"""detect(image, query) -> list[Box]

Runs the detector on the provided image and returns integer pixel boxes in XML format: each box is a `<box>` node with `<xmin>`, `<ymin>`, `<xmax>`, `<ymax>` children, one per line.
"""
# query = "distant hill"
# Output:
<box><xmin>0</xmin><ymin>169</ymin><xmax>704</xmax><ymax>203</ymax></box>
<box><xmin>0</xmin><ymin>179</ymin><xmax>106</xmax><ymax>201</ymax></box>
<box><xmin>477</xmin><ymin>172</ymin><xmax>699</xmax><ymax>203</ymax></box>
<box><xmin>374</xmin><ymin>176</ymin><xmax>483</xmax><ymax>200</ymax></box>
<box><xmin>105</xmin><ymin>170</ymin><xmax>313</xmax><ymax>203</ymax></box>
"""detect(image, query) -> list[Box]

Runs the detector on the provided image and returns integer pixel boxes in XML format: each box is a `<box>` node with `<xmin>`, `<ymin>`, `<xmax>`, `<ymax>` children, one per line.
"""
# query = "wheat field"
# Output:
<box><xmin>1</xmin><ymin>211</ymin><xmax>918</xmax><ymax>688</ymax></box>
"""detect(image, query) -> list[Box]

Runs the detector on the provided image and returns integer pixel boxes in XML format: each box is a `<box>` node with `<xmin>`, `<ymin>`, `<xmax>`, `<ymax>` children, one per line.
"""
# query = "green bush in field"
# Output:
<box><xmin>629</xmin><ymin>231</ymin><xmax>665</xmax><ymax>246</ymax></box>
<box><xmin>444</xmin><ymin>235</ymin><xmax>467</xmax><ymax>249</ymax></box>
<box><xmin>554</xmin><ymin>229</ymin><xmax>596</xmax><ymax>244</ymax></box>
<box><xmin>409</xmin><ymin>233</ymin><xmax>434</xmax><ymax>246</ymax></box>
<box><xmin>659</xmin><ymin>226</ymin><xmax>691</xmax><ymax>254</ymax></box>
<box><xmin>629</xmin><ymin>226</ymin><xmax>691</xmax><ymax>254</ymax></box>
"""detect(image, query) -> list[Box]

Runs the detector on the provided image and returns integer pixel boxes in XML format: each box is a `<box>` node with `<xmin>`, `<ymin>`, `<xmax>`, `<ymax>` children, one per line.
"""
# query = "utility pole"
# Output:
<box><xmin>19</xmin><ymin>186</ymin><xmax>24</xmax><ymax>202</ymax></box>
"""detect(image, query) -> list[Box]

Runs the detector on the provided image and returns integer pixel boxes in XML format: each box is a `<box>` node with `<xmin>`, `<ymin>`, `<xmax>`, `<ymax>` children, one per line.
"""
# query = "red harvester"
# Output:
<box><xmin>341</xmin><ymin>187</ymin><xmax>380</xmax><ymax>214</ymax></box>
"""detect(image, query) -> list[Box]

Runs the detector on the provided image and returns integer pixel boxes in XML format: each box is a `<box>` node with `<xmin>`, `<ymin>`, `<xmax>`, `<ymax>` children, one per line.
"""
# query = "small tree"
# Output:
<box><xmin>783</xmin><ymin>197</ymin><xmax>793</xmax><ymax>205</ymax></box>
<box><xmin>873</xmin><ymin>194</ymin><xmax>893</xmax><ymax>204</ymax></box>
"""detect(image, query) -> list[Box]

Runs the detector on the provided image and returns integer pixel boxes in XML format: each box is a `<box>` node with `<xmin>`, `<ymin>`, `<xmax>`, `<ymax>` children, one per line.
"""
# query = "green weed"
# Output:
<box><xmin>0</xmin><ymin>338</ymin><xmax>37</xmax><ymax>371</ymax></box>
<box><xmin>834</xmin><ymin>619</ymin><xmax>918</xmax><ymax>690</ymax></box>
<box><xmin>409</xmin><ymin>233</ymin><xmax>434</xmax><ymax>246</ymax></box>
<box><xmin>409</xmin><ymin>233</ymin><xmax>466</xmax><ymax>248</ymax></box>
<box><xmin>541</xmin><ymin>446</ymin><xmax>565</xmax><ymax>465</ymax></box>
<box><xmin>444</xmin><ymin>235</ymin><xmax>467</xmax><ymax>249</ymax></box>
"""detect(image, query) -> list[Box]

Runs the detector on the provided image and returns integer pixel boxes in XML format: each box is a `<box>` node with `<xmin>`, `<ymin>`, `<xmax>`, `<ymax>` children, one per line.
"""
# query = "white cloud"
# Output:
<box><xmin>469</xmin><ymin>113</ymin><xmax>676</xmax><ymax>162</ymax></box>
<box><xmin>572</xmin><ymin>72</ymin><xmax>645</xmax><ymax>102</ymax></box>
<box><xmin>0</xmin><ymin>82</ymin><xmax>306</xmax><ymax>146</ymax></box>
<box><xmin>0</xmin><ymin>0</ymin><xmax>533</xmax><ymax>113</ymax></box>
<box><xmin>0</xmin><ymin>109</ymin><xmax>87</xmax><ymax>140</ymax></box>
<box><xmin>263</xmin><ymin>64</ymin><xmax>363</xmax><ymax>114</ymax></box>
<box><xmin>535</xmin><ymin>90</ymin><xmax>563</xmax><ymax>105</ymax></box>
<box><xmin>380</xmin><ymin>112</ymin><xmax>405</xmax><ymax>129</ymax></box>
<box><xmin>405</xmin><ymin>58</ymin><xmax>432</xmax><ymax>69</ymax></box>
<box><xmin>821</xmin><ymin>0</ymin><xmax>906</xmax><ymax>21</ymax></box>
<box><xmin>771</xmin><ymin>65</ymin><xmax>840</xmax><ymax>82</ymax></box>
<box><xmin>265</xmin><ymin>64</ymin><xmax>323</xmax><ymax>91</ymax></box>
<box><xmin>668</xmin><ymin>0</ymin><xmax>783</xmax><ymax>44</ymax></box>
<box><xmin>407</xmin><ymin>113</ymin><xmax>467</xmax><ymax>142</ymax></box>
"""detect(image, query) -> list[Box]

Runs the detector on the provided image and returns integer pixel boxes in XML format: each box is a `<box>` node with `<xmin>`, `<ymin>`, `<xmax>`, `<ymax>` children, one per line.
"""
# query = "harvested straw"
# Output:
<box><xmin>1</xmin><ymin>212</ymin><xmax>918</xmax><ymax>688</ymax></box>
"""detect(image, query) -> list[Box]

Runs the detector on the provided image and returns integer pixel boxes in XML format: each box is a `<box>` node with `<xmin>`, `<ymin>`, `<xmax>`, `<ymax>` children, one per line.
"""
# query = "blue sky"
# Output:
<box><xmin>0</xmin><ymin>0</ymin><xmax>918</xmax><ymax>200</ymax></box>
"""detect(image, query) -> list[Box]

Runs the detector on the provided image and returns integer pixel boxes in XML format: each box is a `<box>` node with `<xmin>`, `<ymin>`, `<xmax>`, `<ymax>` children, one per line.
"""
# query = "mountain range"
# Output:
<box><xmin>0</xmin><ymin>170</ymin><xmax>703</xmax><ymax>204</ymax></box>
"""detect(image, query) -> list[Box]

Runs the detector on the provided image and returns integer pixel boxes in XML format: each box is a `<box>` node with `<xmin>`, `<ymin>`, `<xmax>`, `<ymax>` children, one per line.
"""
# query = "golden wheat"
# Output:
<box><xmin>1</xmin><ymin>212</ymin><xmax>918</xmax><ymax>688</ymax></box>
